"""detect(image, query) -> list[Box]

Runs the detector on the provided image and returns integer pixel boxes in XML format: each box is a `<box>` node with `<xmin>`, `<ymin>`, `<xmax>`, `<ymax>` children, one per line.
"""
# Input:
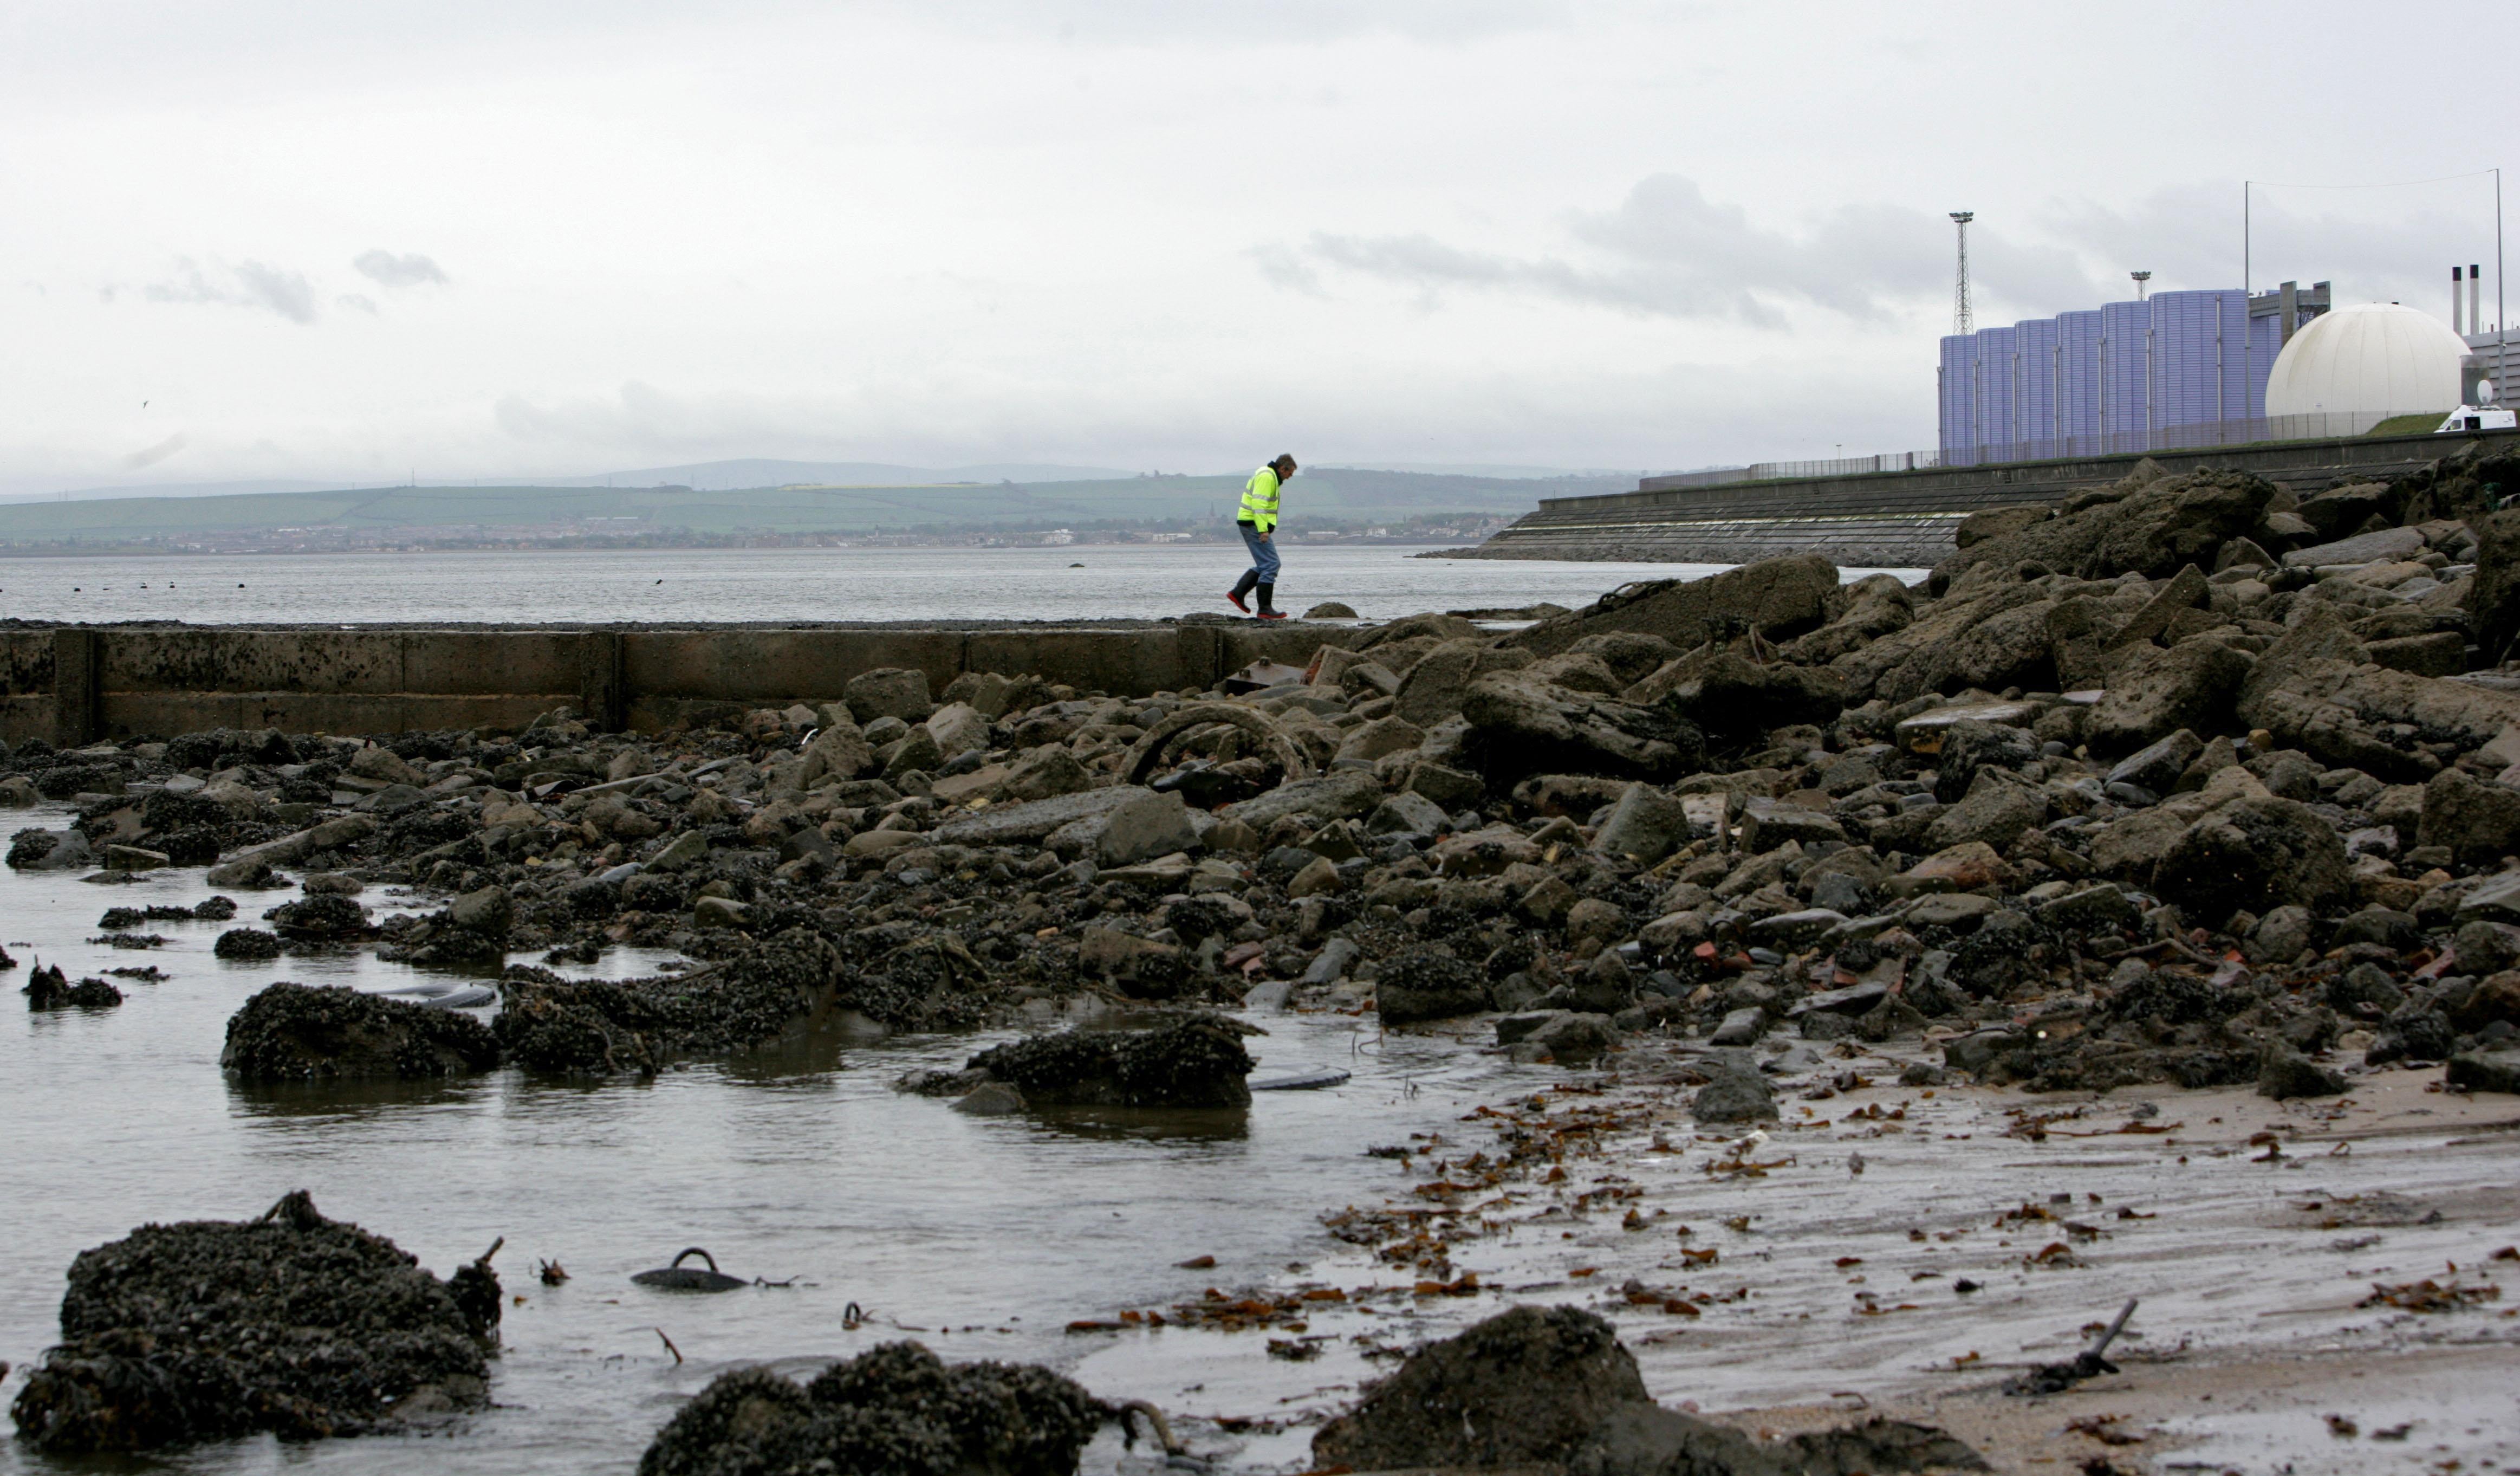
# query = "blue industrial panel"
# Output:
<box><xmin>2099</xmin><ymin>300</ymin><xmax>2151</xmax><ymax>440</ymax></box>
<box><xmin>2057</xmin><ymin>310</ymin><xmax>2104</xmax><ymax>442</ymax></box>
<box><xmin>1976</xmin><ymin>326</ymin><xmax>2018</xmax><ymax>459</ymax></box>
<box><xmin>1939</xmin><ymin>334</ymin><xmax>1975</xmax><ymax>459</ymax></box>
<box><xmin>2148</xmin><ymin>290</ymin><xmax>2222</xmax><ymax>430</ymax></box>
<box><xmin>2013</xmin><ymin>317</ymin><xmax>2061</xmax><ymax>451</ymax></box>
<box><xmin>1939</xmin><ymin>287</ymin><xmax>2270</xmax><ymax>456</ymax></box>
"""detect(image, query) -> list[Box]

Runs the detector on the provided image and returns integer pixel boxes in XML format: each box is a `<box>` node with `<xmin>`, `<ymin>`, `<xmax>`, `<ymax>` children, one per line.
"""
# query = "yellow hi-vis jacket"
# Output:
<box><xmin>1239</xmin><ymin>465</ymin><xmax>1282</xmax><ymax>533</ymax></box>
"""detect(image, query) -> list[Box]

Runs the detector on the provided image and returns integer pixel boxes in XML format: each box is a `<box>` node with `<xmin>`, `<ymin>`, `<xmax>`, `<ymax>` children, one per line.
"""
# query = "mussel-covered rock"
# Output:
<box><xmin>962</xmin><ymin>1012</ymin><xmax>1256</xmax><ymax>1108</ymax></box>
<box><xmin>492</xmin><ymin>930</ymin><xmax>844</xmax><ymax>1077</ymax></box>
<box><xmin>221</xmin><ymin>981</ymin><xmax>501</xmax><ymax>1081</ymax></box>
<box><xmin>24</xmin><ymin>963</ymin><xmax>121</xmax><ymax>1010</ymax></box>
<box><xmin>8</xmin><ymin>1191</ymin><xmax>495</xmax><ymax>1453</ymax></box>
<box><xmin>637</xmin><ymin>1341</ymin><xmax>1105</xmax><ymax>1476</ymax></box>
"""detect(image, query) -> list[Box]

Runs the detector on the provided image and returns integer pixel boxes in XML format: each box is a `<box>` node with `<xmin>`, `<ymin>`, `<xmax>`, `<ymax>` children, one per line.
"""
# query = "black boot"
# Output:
<box><xmin>1227</xmin><ymin>569</ymin><xmax>1258</xmax><ymax>613</ymax></box>
<box><xmin>1256</xmin><ymin>582</ymin><xmax>1286</xmax><ymax>620</ymax></box>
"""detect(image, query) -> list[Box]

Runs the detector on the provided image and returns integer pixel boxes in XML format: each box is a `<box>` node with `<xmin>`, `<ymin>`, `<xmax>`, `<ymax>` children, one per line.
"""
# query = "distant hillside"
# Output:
<box><xmin>528</xmin><ymin>458</ymin><xmax>1139</xmax><ymax>490</ymax></box>
<box><xmin>0</xmin><ymin>469</ymin><xmax>1633</xmax><ymax>547</ymax></box>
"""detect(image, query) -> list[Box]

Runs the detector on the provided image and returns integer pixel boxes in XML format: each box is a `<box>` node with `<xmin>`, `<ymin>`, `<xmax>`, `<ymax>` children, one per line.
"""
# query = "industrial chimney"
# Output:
<box><xmin>2473</xmin><ymin>263</ymin><xmax>2484</xmax><ymax>336</ymax></box>
<box><xmin>2456</xmin><ymin>266</ymin><xmax>2465</xmax><ymax>330</ymax></box>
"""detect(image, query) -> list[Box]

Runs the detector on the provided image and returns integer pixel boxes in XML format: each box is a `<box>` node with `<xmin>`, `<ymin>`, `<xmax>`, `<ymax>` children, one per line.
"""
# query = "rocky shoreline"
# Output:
<box><xmin>9</xmin><ymin>443</ymin><xmax>2520</xmax><ymax>1468</ymax></box>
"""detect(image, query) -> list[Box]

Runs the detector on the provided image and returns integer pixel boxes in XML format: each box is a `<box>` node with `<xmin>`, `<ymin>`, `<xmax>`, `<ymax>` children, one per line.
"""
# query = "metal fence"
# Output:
<box><xmin>1651</xmin><ymin>410</ymin><xmax>2434</xmax><ymax>490</ymax></box>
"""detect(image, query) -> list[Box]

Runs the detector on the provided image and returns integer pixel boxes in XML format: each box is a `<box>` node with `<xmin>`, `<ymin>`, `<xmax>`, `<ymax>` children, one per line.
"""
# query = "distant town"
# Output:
<box><xmin>0</xmin><ymin>509</ymin><xmax>1514</xmax><ymax>556</ymax></box>
<box><xmin>0</xmin><ymin>466</ymin><xmax>1582</xmax><ymax>557</ymax></box>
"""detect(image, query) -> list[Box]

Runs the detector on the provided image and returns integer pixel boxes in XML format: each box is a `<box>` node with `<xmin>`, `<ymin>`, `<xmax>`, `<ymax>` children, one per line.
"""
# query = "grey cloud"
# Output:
<box><xmin>1248</xmin><ymin>243</ymin><xmax>1326</xmax><ymax>296</ymax></box>
<box><xmin>1306</xmin><ymin>174</ymin><xmax>2100</xmax><ymax>329</ymax></box>
<box><xmin>906</xmin><ymin>0</ymin><xmax>1572</xmax><ymax>46</ymax></box>
<box><xmin>354</xmin><ymin>249</ymin><xmax>449</xmax><ymax>288</ymax></box>
<box><xmin>2041</xmin><ymin>184</ymin><xmax>2490</xmax><ymax>314</ymax></box>
<box><xmin>121</xmin><ymin>432</ymin><xmax>187</xmax><ymax>470</ymax></box>
<box><xmin>142</xmin><ymin>257</ymin><xmax>318</xmax><ymax>324</ymax></box>
<box><xmin>337</xmin><ymin>293</ymin><xmax>379</xmax><ymax>314</ymax></box>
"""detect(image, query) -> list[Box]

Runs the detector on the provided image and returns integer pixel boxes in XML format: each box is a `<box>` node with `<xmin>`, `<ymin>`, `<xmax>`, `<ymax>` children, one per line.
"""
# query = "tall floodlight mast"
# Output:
<box><xmin>2131</xmin><ymin>270</ymin><xmax>2152</xmax><ymax>300</ymax></box>
<box><xmin>1950</xmin><ymin>212</ymin><xmax>1975</xmax><ymax>335</ymax></box>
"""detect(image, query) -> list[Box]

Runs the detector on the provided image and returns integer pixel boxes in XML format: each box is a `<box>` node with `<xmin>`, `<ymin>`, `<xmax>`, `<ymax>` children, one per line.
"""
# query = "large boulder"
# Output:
<box><xmin>963</xmin><ymin>1013</ymin><xmax>1255</xmax><ymax>1108</ymax></box>
<box><xmin>1932</xmin><ymin>719</ymin><xmax>2041</xmax><ymax>803</ymax></box>
<box><xmin>2418</xmin><ymin>767</ymin><xmax>2520</xmax><ymax>869</ymax></box>
<box><xmin>2467</xmin><ymin>506</ymin><xmax>2520</xmax><ymax>664</ymax></box>
<box><xmin>1830</xmin><ymin>582</ymin><xmax>2054</xmax><ymax>704</ymax></box>
<box><xmin>996</xmin><ymin>744</ymin><xmax>1091</xmax><ymax>802</ymax></box>
<box><xmin>924</xmin><ymin>702</ymin><xmax>992</xmax><ymax>759</ymax></box>
<box><xmin>934</xmin><ymin>785</ymin><xmax>1147</xmax><ymax>846</ymax></box>
<box><xmin>1509</xmin><ymin>555</ymin><xmax>1840</xmax><ymax>658</ymax></box>
<box><xmin>1375</xmin><ymin>948</ymin><xmax>1493</xmax><ymax>1024</ymax></box>
<box><xmin>221</xmin><ymin>983</ymin><xmax>501</xmax><ymax>1082</ymax></box>
<box><xmin>1778</xmin><ymin>572</ymin><xmax>1914</xmax><ymax>666</ymax></box>
<box><xmin>9</xmin><ymin>1191</ymin><xmax>494</xmax><ymax>1453</ymax></box>
<box><xmin>1593</xmin><ymin>782</ymin><xmax>1694</xmax><ymax>864</ymax></box>
<box><xmin>800</xmin><ymin>718</ymin><xmax>874</xmax><ymax>785</ymax></box>
<box><xmin>1095</xmin><ymin>789</ymin><xmax>1200</xmax><ymax>866</ymax></box>
<box><xmin>2151</xmin><ymin>796</ymin><xmax>2352</xmax><ymax>925</ymax></box>
<box><xmin>1312</xmin><ymin>1306</ymin><xmax>1649</xmax><ymax>1472</ymax></box>
<box><xmin>637</xmin><ymin>1342</ymin><xmax>1105</xmax><ymax>1476</ymax></box>
<box><xmin>845</xmin><ymin>668</ymin><xmax>934</xmax><ymax>724</ymax></box>
<box><xmin>1926</xmin><ymin>770</ymin><xmax>2046</xmax><ymax>853</ymax></box>
<box><xmin>2084</xmin><ymin>636</ymin><xmax>2252</xmax><ymax>755</ymax></box>
<box><xmin>492</xmin><ymin>933</ymin><xmax>845</xmax><ymax>1076</ymax></box>
<box><xmin>1652</xmin><ymin>651</ymin><xmax>1846</xmax><ymax>744</ymax></box>
<box><xmin>1217</xmin><ymin>770</ymin><xmax>1385</xmax><ymax>828</ymax></box>
<box><xmin>1570</xmin><ymin>1407</ymin><xmax>1986</xmax><ymax>1476</ymax></box>
<box><xmin>7</xmin><ymin>827</ymin><xmax>95</xmax><ymax>871</ymax></box>
<box><xmin>1460</xmin><ymin>671</ymin><xmax>1704</xmax><ymax>786</ymax></box>
<box><xmin>1393</xmin><ymin>639</ymin><xmax>1485</xmax><ymax>726</ymax></box>
<box><xmin>1933</xmin><ymin>465</ymin><xmax>2276</xmax><ymax>590</ymax></box>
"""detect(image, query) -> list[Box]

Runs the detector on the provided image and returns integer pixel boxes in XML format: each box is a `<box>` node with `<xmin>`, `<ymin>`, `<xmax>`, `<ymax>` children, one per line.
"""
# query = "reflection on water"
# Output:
<box><xmin>0</xmin><ymin>804</ymin><xmax>1527</xmax><ymax>1475</ymax></box>
<box><xmin>1021</xmin><ymin>1106</ymin><xmax>1253</xmax><ymax>1144</ymax></box>
<box><xmin>225</xmin><ymin>1072</ymin><xmax>495</xmax><ymax>1122</ymax></box>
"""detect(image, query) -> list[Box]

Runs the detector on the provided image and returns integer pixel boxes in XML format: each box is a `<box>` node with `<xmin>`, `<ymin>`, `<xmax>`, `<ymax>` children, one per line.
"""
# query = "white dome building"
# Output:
<box><xmin>2264</xmin><ymin>302</ymin><xmax>2467</xmax><ymax>418</ymax></box>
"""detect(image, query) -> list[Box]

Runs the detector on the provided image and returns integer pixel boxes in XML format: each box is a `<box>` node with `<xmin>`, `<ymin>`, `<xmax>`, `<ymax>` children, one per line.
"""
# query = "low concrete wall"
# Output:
<box><xmin>0</xmin><ymin>622</ymin><xmax>1356</xmax><ymax>744</ymax></box>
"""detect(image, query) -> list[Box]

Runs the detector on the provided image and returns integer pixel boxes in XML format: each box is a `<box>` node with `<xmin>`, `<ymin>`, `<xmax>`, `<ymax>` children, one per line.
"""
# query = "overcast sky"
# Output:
<box><xmin>3</xmin><ymin>1</ymin><xmax>2512</xmax><ymax>496</ymax></box>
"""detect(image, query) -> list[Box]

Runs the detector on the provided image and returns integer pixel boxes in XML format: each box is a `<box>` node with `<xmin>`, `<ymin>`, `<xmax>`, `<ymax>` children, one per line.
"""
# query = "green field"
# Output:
<box><xmin>0</xmin><ymin>469</ymin><xmax>1625</xmax><ymax>545</ymax></box>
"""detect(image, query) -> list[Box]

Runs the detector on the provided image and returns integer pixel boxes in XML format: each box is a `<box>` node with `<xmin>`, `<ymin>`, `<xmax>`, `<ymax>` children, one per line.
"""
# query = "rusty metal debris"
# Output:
<box><xmin>2006</xmin><ymin>1297</ymin><xmax>2137</xmax><ymax>1396</ymax></box>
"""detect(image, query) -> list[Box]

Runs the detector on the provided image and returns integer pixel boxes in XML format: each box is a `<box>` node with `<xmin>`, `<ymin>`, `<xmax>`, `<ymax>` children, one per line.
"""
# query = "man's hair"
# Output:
<box><xmin>1272</xmin><ymin>454</ymin><xmax>1297</xmax><ymax>471</ymax></box>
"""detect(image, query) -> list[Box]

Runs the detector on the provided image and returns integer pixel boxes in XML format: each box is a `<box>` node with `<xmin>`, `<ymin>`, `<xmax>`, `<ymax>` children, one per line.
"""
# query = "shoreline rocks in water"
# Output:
<box><xmin>1</xmin><ymin>448</ymin><xmax>2517</xmax><ymax>1105</ymax></box>
<box><xmin>637</xmin><ymin>1341</ymin><xmax>1107</xmax><ymax>1476</ymax></box>
<box><xmin>1312</xmin><ymin>1305</ymin><xmax>1984</xmax><ymax>1475</ymax></box>
<box><xmin>945</xmin><ymin>1012</ymin><xmax>1259</xmax><ymax>1109</ymax></box>
<box><xmin>23</xmin><ymin>962</ymin><xmax>121</xmax><ymax>1009</ymax></box>
<box><xmin>8</xmin><ymin>1190</ymin><xmax>497</xmax><ymax>1453</ymax></box>
<box><xmin>222</xmin><ymin>981</ymin><xmax>501</xmax><ymax>1081</ymax></box>
<box><xmin>492</xmin><ymin>930</ymin><xmax>845</xmax><ymax>1076</ymax></box>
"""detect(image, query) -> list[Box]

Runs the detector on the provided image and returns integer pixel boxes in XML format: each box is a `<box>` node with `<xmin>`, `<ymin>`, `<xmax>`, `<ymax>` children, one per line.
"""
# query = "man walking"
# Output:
<box><xmin>1227</xmin><ymin>453</ymin><xmax>1295</xmax><ymax>620</ymax></box>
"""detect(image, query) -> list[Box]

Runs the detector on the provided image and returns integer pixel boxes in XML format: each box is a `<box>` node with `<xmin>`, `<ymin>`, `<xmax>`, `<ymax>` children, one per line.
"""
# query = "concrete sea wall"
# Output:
<box><xmin>0</xmin><ymin>621</ymin><xmax>1353</xmax><ymax>745</ymax></box>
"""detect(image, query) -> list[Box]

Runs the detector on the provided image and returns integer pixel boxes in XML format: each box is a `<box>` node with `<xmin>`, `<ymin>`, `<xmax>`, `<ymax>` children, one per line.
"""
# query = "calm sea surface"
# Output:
<box><xmin>0</xmin><ymin>544</ymin><xmax>1933</xmax><ymax>1473</ymax></box>
<box><xmin>0</xmin><ymin>546</ymin><xmax>1916</xmax><ymax>626</ymax></box>
<box><xmin>0</xmin><ymin>824</ymin><xmax>1520</xmax><ymax>1474</ymax></box>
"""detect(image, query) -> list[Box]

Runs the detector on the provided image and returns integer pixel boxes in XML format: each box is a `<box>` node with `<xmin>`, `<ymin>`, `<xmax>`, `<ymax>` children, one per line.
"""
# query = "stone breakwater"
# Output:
<box><xmin>10</xmin><ymin>443</ymin><xmax>2520</xmax><ymax>1467</ymax></box>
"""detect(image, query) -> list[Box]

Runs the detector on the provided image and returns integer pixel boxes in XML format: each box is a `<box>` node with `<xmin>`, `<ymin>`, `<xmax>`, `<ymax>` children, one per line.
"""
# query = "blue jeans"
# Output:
<box><xmin>1239</xmin><ymin>522</ymin><xmax>1281</xmax><ymax>583</ymax></box>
